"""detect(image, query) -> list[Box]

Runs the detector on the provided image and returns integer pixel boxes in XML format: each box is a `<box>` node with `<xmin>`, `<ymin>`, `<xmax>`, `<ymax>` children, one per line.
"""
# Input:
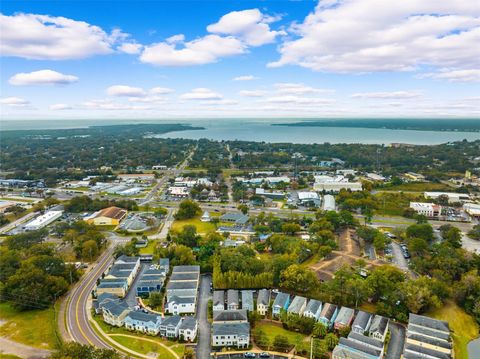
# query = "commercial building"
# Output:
<box><xmin>297</xmin><ymin>191</ymin><xmax>321</xmax><ymax>207</ymax></box>
<box><xmin>322</xmin><ymin>194</ymin><xmax>336</xmax><ymax>211</ymax></box>
<box><xmin>424</xmin><ymin>191</ymin><xmax>470</xmax><ymax>203</ymax></box>
<box><xmin>85</xmin><ymin>206</ymin><xmax>127</xmax><ymax>226</ymax></box>
<box><xmin>24</xmin><ymin>210</ymin><xmax>63</xmax><ymax>231</ymax></box>
<box><xmin>409</xmin><ymin>202</ymin><xmax>442</xmax><ymax>218</ymax></box>
<box><xmin>313</xmin><ymin>175</ymin><xmax>363</xmax><ymax>193</ymax></box>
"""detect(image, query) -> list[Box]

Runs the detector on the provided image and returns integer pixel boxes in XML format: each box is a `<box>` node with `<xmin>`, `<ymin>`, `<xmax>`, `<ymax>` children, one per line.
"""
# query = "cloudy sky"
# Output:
<box><xmin>1</xmin><ymin>0</ymin><xmax>479</xmax><ymax>119</ymax></box>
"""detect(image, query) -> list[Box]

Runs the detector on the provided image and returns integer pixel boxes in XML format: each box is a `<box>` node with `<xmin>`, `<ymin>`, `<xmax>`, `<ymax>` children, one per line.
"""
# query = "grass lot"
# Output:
<box><xmin>0</xmin><ymin>197</ymin><xmax>36</xmax><ymax>203</ymax></box>
<box><xmin>171</xmin><ymin>217</ymin><xmax>216</xmax><ymax>233</ymax></box>
<box><xmin>0</xmin><ymin>355</ymin><xmax>22</xmax><ymax>359</ymax></box>
<box><xmin>374</xmin><ymin>192</ymin><xmax>425</xmax><ymax>216</ymax></box>
<box><xmin>139</xmin><ymin>239</ymin><xmax>158</xmax><ymax>254</ymax></box>
<box><xmin>0</xmin><ymin>303</ymin><xmax>57</xmax><ymax>350</ymax></box>
<box><xmin>110</xmin><ymin>335</ymin><xmax>177</xmax><ymax>359</ymax></box>
<box><xmin>359</xmin><ymin>302</ymin><xmax>378</xmax><ymax>314</ymax></box>
<box><xmin>426</xmin><ymin>301</ymin><xmax>479</xmax><ymax>359</ymax></box>
<box><xmin>380</xmin><ymin>182</ymin><xmax>452</xmax><ymax>192</ymax></box>
<box><xmin>255</xmin><ymin>322</ymin><xmax>308</xmax><ymax>348</ymax></box>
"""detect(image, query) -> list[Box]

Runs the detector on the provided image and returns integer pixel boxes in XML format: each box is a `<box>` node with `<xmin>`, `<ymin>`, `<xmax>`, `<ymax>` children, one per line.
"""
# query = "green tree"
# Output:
<box><xmin>324</xmin><ymin>333</ymin><xmax>339</xmax><ymax>350</ymax></box>
<box><xmin>312</xmin><ymin>322</ymin><xmax>327</xmax><ymax>338</ymax></box>
<box><xmin>174</xmin><ymin>200</ymin><xmax>201</xmax><ymax>220</ymax></box>
<box><xmin>467</xmin><ymin>225</ymin><xmax>480</xmax><ymax>240</ymax></box>
<box><xmin>253</xmin><ymin>328</ymin><xmax>270</xmax><ymax>349</ymax></box>
<box><xmin>280</xmin><ymin>264</ymin><xmax>319</xmax><ymax>293</ymax></box>
<box><xmin>50</xmin><ymin>343</ymin><xmax>121</xmax><ymax>359</ymax></box>
<box><xmin>148</xmin><ymin>291</ymin><xmax>163</xmax><ymax>309</ymax></box>
<box><xmin>406</xmin><ymin>223</ymin><xmax>434</xmax><ymax>242</ymax></box>
<box><xmin>281</xmin><ymin>222</ymin><xmax>301</xmax><ymax>235</ymax></box>
<box><xmin>273</xmin><ymin>335</ymin><xmax>290</xmax><ymax>352</ymax></box>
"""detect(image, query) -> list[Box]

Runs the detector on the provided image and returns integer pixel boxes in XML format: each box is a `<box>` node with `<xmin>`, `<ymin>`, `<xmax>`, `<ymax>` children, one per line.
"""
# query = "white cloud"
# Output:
<box><xmin>118</xmin><ymin>43</ymin><xmax>143</xmax><ymax>54</ymax></box>
<box><xmin>166</xmin><ymin>34</ymin><xmax>185</xmax><ymax>44</ymax></box>
<box><xmin>9</xmin><ymin>69</ymin><xmax>78</xmax><ymax>86</ymax></box>
<box><xmin>351</xmin><ymin>91</ymin><xmax>422</xmax><ymax>99</ymax></box>
<box><xmin>180</xmin><ymin>88</ymin><xmax>223</xmax><ymax>100</ymax></box>
<box><xmin>270</xmin><ymin>1</ymin><xmax>480</xmax><ymax>76</ymax></box>
<box><xmin>274</xmin><ymin>83</ymin><xmax>333</xmax><ymax>95</ymax></box>
<box><xmin>199</xmin><ymin>99</ymin><xmax>238</xmax><ymax>106</ymax></box>
<box><xmin>0</xmin><ymin>13</ymin><xmax>129</xmax><ymax>60</ymax></box>
<box><xmin>106</xmin><ymin>85</ymin><xmax>146</xmax><ymax>97</ymax></box>
<box><xmin>83</xmin><ymin>99</ymin><xmax>151</xmax><ymax>110</ymax></box>
<box><xmin>207</xmin><ymin>9</ymin><xmax>284</xmax><ymax>46</ymax></box>
<box><xmin>239</xmin><ymin>90</ymin><xmax>267</xmax><ymax>97</ymax></box>
<box><xmin>50</xmin><ymin>103</ymin><xmax>72</xmax><ymax>110</ymax></box>
<box><xmin>140</xmin><ymin>34</ymin><xmax>246</xmax><ymax>66</ymax></box>
<box><xmin>233</xmin><ymin>75</ymin><xmax>258</xmax><ymax>81</ymax></box>
<box><xmin>0</xmin><ymin>97</ymin><xmax>30</xmax><ymax>107</ymax></box>
<box><xmin>128</xmin><ymin>96</ymin><xmax>166</xmax><ymax>104</ymax></box>
<box><xmin>262</xmin><ymin>95</ymin><xmax>334</xmax><ymax>105</ymax></box>
<box><xmin>420</xmin><ymin>69</ymin><xmax>480</xmax><ymax>82</ymax></box>
<box><xmin>150</xmin><ymin>87</ymin><xmax>175</xmax><ymax>94</ymax></box>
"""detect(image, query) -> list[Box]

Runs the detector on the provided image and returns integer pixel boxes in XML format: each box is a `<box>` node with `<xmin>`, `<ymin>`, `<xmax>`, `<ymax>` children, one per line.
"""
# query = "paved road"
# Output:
<box><xmin>197</xmin><ymin>274</ymin><xmax>212</xmax><ymax>359</ymax></box>
<box><xmin>386</xmin><ymin>322</ymin><xmax>406</xmax><ymax>359</ymax></box>
<box><xmin>0</xmin><ymin>211</ymin><xmax>37</xmax><ymax>234</ymax></box>
<box><xmin>64</xmin><ymin>244</ymin><xmax>115</xmax><ymax>348</ymax></box>
<box><xmin>391</xmin><ymin>242</ymin><xmax>408</xmax><ymax>271</ymax></box>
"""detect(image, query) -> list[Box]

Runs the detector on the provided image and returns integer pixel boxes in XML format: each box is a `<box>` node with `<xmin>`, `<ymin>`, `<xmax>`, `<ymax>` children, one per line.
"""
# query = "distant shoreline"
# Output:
<box><xmin>272</xmin><ymin>119</ymin><xmax>480</xmax><ymax>133</ymax></box>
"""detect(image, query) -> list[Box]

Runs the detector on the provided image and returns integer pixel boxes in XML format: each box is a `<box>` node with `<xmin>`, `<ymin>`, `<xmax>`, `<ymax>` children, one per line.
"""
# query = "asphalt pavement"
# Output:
<box><xmin>386</xmin><ymin>322</ymin><xmax>406</xmax><ymax>359</ymax></box>
<box><xmin>197</xmin><ymin>274</ymin><xmax>212</xmax><ymax>359</ymax></box>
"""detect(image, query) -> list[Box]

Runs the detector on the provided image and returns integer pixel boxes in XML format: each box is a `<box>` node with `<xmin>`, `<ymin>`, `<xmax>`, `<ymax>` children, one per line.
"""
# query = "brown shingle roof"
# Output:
<box><xmin>96</xmin><ymin>206</ymin><xmax>127</xmax><ymax>220</ymax></box>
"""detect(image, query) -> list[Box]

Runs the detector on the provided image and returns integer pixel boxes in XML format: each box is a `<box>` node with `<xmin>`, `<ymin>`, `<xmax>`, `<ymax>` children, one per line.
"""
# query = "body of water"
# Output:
<box><xmin>2</xmin><ymin>119</ymin><xmax>479</xmax><ymax>145</ymax></box>
<box><xmin>469</xmin><ymin>337</ymin><xmax>480</xmax><ymax>358</ymax></box>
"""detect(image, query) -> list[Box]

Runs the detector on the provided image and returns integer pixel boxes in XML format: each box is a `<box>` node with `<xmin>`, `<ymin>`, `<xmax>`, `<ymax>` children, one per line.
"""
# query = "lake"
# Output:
<box><xmin>2</xmin><ymin>119</ymin><xmax>479</xmax><ymax>145</ymax></box>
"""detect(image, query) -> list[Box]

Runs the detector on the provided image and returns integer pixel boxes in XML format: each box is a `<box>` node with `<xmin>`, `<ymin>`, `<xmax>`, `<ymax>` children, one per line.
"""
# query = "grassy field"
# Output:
<box><xmin>110</xmin><ymin>335</ymin><xmax>177</xmax><ymax>359</ymax></box>
<box><xmin>255</xmin><ymin>322</ymin><xmax>308</xmax><ymax>348</ymax></box>
<box><xmin>171</xmin><ymin>217</ymin><xmax>217</xmax><ymax>233</ymax></box>
<box><xmin>0</xmin><ymin>303</ymin><xmax>58</xmax><ymax>350</ymax></box>
<box><xmin>0</xmin><ymin>355</ymin><xmax>22</xmax><ymax>359</ymax></box>
<box><xmin>139</xmin><ymin>239</ymin><xmax>158</xmax><ymax>254</ymax></box>
<box><xmin>380</xmin><ymin>182</ymin><xmax>452</xmax><ymax>192</ymax></box>
<box><xmin>426</xmin><ymin>301</ymin><xmax>479</xmax><ymax>359</ymax></box>
<box><xmin>374</xmin><ymin>192</ymin><xmax>425</xmax><ymax>216</ymax></box>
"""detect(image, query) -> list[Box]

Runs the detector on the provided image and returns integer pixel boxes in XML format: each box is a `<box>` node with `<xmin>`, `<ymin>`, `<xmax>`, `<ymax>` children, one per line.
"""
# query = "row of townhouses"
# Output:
<box><xmin>95</xmin><ymin>255</ymin><xmax>142</xmax><ymax>297</ymax></box>
<box><xmin>165</xmin><ymin>265</ymin><xmax>201</xmax><ymax>315</ymax></box>
<box><xmin>97</xmin><ymin>293</ymin><xmax>198</xmax><ymax>341</ymax></box>
<box><xmin>212</xmin><ymin>309</ymin><xmax>250</xmax><ymax>349</ymax></box>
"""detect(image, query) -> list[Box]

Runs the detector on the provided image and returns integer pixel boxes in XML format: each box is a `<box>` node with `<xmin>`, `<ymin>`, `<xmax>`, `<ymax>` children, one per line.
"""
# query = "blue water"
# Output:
<box><xmin>2</xmin><ymin>119</ymin><xmax>479</xmax><ymax>145</ymax></box>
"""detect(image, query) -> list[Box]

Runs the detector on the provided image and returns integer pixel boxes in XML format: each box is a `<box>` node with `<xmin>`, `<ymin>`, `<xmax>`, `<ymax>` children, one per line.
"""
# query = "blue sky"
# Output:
<box><xmin>1</xmin><ymin>0</ymin><xmax>479</xmax><ymax>119</ymax></box>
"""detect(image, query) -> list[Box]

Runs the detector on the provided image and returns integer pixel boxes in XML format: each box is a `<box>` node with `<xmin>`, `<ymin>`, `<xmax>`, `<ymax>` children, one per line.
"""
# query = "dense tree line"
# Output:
<box><xmin>65</xmin><ymin>195</ymin><xmax>138</xmax><ymax>212</ymax></box>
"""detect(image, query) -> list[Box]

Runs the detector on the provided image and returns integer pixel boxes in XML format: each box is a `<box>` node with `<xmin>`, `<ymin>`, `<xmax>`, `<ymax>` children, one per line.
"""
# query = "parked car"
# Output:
<box><xmin>244</xmin><ymin>353</ymin><xmax>256</xmax><ymax>358</ymax></box>
<box><xmin>259</xmin><ymin>353</ymin><xmax>270</xmax><ymax>358</ymax></box>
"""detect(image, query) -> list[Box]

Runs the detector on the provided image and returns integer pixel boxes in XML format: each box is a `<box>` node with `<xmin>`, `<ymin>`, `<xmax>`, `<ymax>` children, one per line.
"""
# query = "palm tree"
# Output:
<box><xmin>312</xmin><ymin>322</ymin><xmax>327</xmax><ymax>338</ymax></box>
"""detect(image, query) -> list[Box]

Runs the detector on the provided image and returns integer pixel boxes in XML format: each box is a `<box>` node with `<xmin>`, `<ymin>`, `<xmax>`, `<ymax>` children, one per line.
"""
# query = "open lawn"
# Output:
<box><xmin>374</xmin><ymin>192</ymin><xmax>424</xmax><ymax>216</ymax></box>
<box><xmin>0</xmin><ymin>303</ymin><xmax>57</xmax><ymax>350</ymax></box>
<box><xmin>171</xmin><ymin>217</ymin><xmax>216</xmax><ymax>233</ymax></box>
<box><xmin>109</xmin><ymin>335</ymin><xmax>178</xmax><ymax>359</ymax></box>
<box><xmin>255</xmin><ymin>322</ymin><xmax>308</xmax><ymax>348</ymax></box>
<box><xmin>380</xmin><ymin>182</ymin><xmax>452</xmax><ymax>192</ymax></box>
<box><xmin>426</xmin><ymin>301</ymin><xmax>479</xmax><ymax>359</ymax></box>
<box><xmin>139</xmin><ymin>239</ymin><xmax>158</xmax><ymax>254</ymax></box>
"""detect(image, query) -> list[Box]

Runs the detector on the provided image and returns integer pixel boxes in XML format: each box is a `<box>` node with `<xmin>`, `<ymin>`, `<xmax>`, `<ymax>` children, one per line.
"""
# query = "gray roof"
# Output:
<box><xmin>102</xmin><ymin>300</ymin><xmax>130</xmax><ymax>317</ymax></box>
<box><xmin>107</xmin><ymin>269</ymin><xmax>131</xmax><ymax>278</ymax></box>
<box><xmin>161</xmin><ymin>315</ymin><xmax>182</xmax><ymax>328</ymax></box>
<box><xmin>115</xmin><ymin>255</ymin><xmax>139</xmax><ymax>264</ymax></box>
<box><xmin>304</xmin><ymin>299</ymin><xmax>322</xmax><ymax>314</ymax></box>
<box><xmin>168</xmin><ymin>296</ymin><xmax>196</xmax><ymax>305</ymax></box>
<box><xmin>213</xmin><ymin>309</ymin><xmax>248</xmax><ymax>322</ymax></box>
<box><xmin>97</xmin><ymin>280</ymin><xmax>127</xmax><ymax>288</ymax></box>
<box><xmin>142</xmin><ymin>268</ymin><xmax>165</xmax><ymax>276</ymax></box>
<box><xmin>407</xmin><ymin>332</ymin><xmax>452</xmax><ymax>349</ymax></box>
<box><xmin>166</xmin><ymin>281</ymin><xmax>198</xmax><ymax>290</ymax></box>
<box><xmin>338</xmin><ymin>337</ymin><xmax>382</xmax><ymax>358</ymax></box>
<box><xmin>159</xmin><ymin>258</ymin><xmax>169</xmax><ymax>265</ymax></box>
<box><xmin>348</xmin><ymin>332</ymin><xmax>383</xmax><ymax>349</ymax></box>
<box><xmin>352</xmin><ymin>311</ymin><xmax>372</xmax><ymax>331</ymax></box>
<box><xmin>97</xmin><ymin>293</ymin><xmax>119</xmax><ymax>305</ymax></box>
<box><xmin>257</xmin><ymin>289</ymin><xmax>271</xmax><ymax>306</ymax></box>
<box><xmin>227</xmin><ymin>289</ymin><xmax>239</xmax><ymax>305</ymax></box>
<box><xmin>408</xmin><ymin>313</ymin><xmax>450</xmax><ymax>333</ymax></box>
<box><xmin>288</xmin><ymin>296</ymin><xmax>307</xmax><ymax>313</ymax></box>
<box><xmin>212</xmin><ymin>322</ymin><xmax>250</xmax><ymax>336</ymax></box>
<box><xmin>369</xmin><ymin>315</ymin><xmax>389</xmax><ymax>335</ymax></box>
<box><xmin>126</xmin><ymin>310</ymin><xmax>161</xmax><ymax>323</ymax></box>
<box><xmin>213</xmin><ymin>291</ymin><xmax>224</xmax><ymax>306</ymax></box>
<box><xmin>172</xmin><ymin>265</ymin><xmax>200</xmax><ymax>273</ymax></box>
<box><xmin>404</xmin><ymin>343</ymin><xmax>451</xmax><ymax>359</ymax></box>
<box><xmin>179</xmin><ymin>316</ymin><xmax>197</xmax><ymax>331</ymax></box>
<box><xmin>170</xmin><ymin>272</ymin><xmax>199</xmax><ymax>281</ymax></box>
<box><xmin>335</xmin><ymin>307</ymin><xmax>355</xmax><ymax>325</ymax></box>
<box><xmin>320</xmin><ymin>303</ymin><xmax>338</xmax><ymax>320</ymax></box>
<box><xmin>273</xmin><ymin>292</ymin><xmax>290</xmax><ymax>308</ymax></box>
<box><xmin>220</xmin><ymin>213</ymin><xmax>249</xmax><ymax>224</ymax></box>
<box><xmin>406</xmin><ymin>324</ymin><xmax>451</xmax><ymax>341</ymax></box>
<box><xmin>241</xmin><ymin>290</ymin><xmax>254</xmax><ymax>307</ymax></box>
<box><xmin>111</xmin><ymin>263</ymin><xmax>137</xmax><ymax>271</ymax></box>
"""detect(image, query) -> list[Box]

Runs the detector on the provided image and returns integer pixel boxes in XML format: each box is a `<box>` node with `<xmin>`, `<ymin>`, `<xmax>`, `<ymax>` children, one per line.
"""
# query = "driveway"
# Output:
<box><xmin>386</xmin><ymin>322</ymin><xmax>406</xmax><ymax>359</ymax></box>
<box><xmin>197</xmin><ymin>274</ymin><xmax>212</xmax><ymax>359</ymax></box>
<box><xmin>124</xmin><ymin>263</ymin><xmax>147</xmax><ymax>307</ymax></box>
<box><xmin>391</xmin><ymin>242</ymin><xmax>408</xmax><ymax>271</ymax></box>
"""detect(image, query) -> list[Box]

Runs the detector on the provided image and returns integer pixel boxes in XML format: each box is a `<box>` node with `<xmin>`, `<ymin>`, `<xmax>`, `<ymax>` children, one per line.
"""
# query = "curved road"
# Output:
<box><xmin>64</xmin><ymin>245</ymin><xmax>115</xmax><ymax>348</ymax></box>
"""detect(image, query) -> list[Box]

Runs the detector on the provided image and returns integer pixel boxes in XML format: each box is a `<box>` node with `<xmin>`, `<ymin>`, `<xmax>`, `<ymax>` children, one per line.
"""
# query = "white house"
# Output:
<box><xmin>213</xmin><ymin>291</ymin><xmax>225</xmax><ymax>311</ymax></box>
<box><xmin>101</xmin><ymin>300</ymin><xmax>130</xmax><ymax>327</ymax></box>
<box><xmin>160</xmin><ymin>315</ymin><xmax>182</xmax><ymax>338</ymax></box>
<box><xmin>124</xmin><ymin>311</ymin><xmax>162</xmax><ymax>335</ymax></box>
<box><xmin>212</xmin><ymin>323</ymin><xmax>250</xmax><ymax>348</ymax></box>
<box><xmin>256</xmin><ymin>289</ymin><xmax>271</xmax><ymax>316</ymax></box>
<box><xmin>179</xmin><ymin>316</ymin><xmax>198</xmax><ymax>342</ymax></box>
<box><xmin>166</xmin><ymin>296</ymin><xmax>196</xmax><ymax>315</ymax></box>
<box><xmin>303</xmin><ymin>299</ymin><xmax>323</xmax><ymax>320</ymax></box>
